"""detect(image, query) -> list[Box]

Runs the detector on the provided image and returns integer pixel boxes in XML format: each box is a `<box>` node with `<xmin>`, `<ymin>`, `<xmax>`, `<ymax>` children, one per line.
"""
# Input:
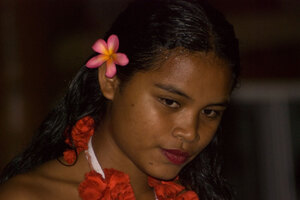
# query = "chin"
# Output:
<box><xmin>147</xmin><ymin>166</ymin><xmax>181</xmax><ymax>181</ymax></box>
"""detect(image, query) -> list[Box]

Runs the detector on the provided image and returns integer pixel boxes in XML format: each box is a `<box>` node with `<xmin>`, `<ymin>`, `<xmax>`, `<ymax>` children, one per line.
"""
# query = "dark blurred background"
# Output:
<box><xmin>0</xmin><ymin>0</ymin><xmax>299</xmax><ymax>199</ymax></box>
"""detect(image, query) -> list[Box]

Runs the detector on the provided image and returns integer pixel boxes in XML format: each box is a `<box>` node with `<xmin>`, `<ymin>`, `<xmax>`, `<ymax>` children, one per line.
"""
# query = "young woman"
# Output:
<box><xmin>0</xmin><ymin>0</ymin><xmax>240</xmax><ymax>199</ymax></box>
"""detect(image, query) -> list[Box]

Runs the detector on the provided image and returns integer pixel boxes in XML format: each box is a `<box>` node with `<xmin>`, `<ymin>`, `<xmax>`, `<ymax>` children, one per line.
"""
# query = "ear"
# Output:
<box><xmin>98</xmin><ymin>65</ymin><xmax>120</xmax><ymax>100</ymax></box>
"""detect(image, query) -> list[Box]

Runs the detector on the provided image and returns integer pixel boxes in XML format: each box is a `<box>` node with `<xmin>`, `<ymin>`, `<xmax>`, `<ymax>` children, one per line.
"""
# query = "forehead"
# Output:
<box><xmin>156</xmin><ymin>51</ymin><xmax>229</xmax><ymax>78</ymax></box>
<box><xmin>131</xmin><ymin>51</ymin><xmax>233</xmax><ymax>101</ymax></box>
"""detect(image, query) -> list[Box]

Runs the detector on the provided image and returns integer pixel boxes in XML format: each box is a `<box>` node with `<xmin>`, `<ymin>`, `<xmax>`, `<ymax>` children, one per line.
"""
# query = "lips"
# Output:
<box><xmin>161</xmin><ymin>149</ymin><xmax>190</xmax><ymax>165</ymax></box>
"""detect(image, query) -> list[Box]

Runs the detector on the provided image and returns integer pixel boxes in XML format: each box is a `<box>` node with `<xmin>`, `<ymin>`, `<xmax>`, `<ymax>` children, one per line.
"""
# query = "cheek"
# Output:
<box><xmin>111</xmin><ymin>96</ymin><xmax>165</xmax><ymax>145</ymax></box>
<box><xmin>195</xmin><ymin>122</ymin><xmax>220</xmax><ymax>152</ymax></box>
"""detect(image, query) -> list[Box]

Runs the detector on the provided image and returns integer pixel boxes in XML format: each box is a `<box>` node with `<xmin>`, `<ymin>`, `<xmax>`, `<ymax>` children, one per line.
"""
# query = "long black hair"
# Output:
<box><xmin>0</xmin><ymin>0</ymin><xmax>239</xmax><ymax>199</ymax></box>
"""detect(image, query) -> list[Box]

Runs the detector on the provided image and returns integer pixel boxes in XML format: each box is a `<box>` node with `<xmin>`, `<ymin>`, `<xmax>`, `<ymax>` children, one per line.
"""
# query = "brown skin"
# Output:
<box><xmin>0</xmin><ymin>51</ymin><xmax>232</xmax><ymax>199</ymax></box>
<box><xmin>0</xmin><ymin>153</ymin><xmax>90</xmax><ymax>200</ymax></box>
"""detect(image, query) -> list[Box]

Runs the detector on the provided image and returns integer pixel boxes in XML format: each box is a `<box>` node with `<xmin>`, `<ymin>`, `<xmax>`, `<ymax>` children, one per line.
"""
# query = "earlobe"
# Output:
<box><xmin>98</xmin><ymin>65</ymin><xmax>120</xmax><ymax>100</ymax></box>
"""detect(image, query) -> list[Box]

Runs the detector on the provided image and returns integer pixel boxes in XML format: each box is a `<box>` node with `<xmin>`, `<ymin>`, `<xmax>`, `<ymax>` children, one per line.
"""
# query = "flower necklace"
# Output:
<box><xmin>63</xmin><ymin>116</ymin><xmax>199</xmax><ymax>200</ymax></box>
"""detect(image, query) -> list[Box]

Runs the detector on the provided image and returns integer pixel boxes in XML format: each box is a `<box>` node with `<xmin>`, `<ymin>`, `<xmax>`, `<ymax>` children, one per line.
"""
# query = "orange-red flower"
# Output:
<box><xmin>148</xmin><ymin>176</ymin><xmax>199</xmax><ymax>200</ymax></box>
<box><xmin>79</xmin><ymin>171</ymin><xmax>107</xmax><ymax>200</ymax></box>
<box><xmin>63</xmin><ymin>149</ymin><xmax>76</xmax><ymax>164</ymax></box>
<box><xmin>79</xmin><ymin>169</ymin><xmax>135</xmax><ymax>200</ymax></box>
<box><xmin>63</xmin><ymin>116</ymin><xmax>95</xmax><ymax>164</ymax></box>
<box><xmin>105</xmin><ymin>169</ymin><xmax>135</xmax><ymax>200</ymax></box>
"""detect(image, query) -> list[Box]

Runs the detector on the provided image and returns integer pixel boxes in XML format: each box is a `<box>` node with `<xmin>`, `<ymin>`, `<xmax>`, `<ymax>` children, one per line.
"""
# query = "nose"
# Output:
<box><xmin>172</xmin><ymin>114</ymin><xmax>199</xmax><ymax>142</ymax></box>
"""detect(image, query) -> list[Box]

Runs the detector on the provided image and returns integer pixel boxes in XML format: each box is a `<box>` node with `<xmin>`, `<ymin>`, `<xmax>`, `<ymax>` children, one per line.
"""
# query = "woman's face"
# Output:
<box><xmin>106</xmin><ymin>52</ymin><xmax>233</xmax><ymax>180</ymax></box>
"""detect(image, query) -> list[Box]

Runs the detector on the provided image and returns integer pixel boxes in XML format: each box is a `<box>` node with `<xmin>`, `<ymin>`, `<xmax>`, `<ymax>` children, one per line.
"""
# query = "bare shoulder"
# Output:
<box><xmin>0</xmin><ymin>159</ymin><xmax>86</xmax><ymax>200</ymax></box>
<box><xmin>0</xmin><ymin>173</ymin><xmax>40</xmax><ymax>200</ymax></box>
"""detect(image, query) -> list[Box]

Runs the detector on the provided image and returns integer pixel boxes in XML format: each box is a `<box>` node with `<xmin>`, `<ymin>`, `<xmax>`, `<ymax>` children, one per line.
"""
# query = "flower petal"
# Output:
<box><xmin>107</xmin><ymin>34</ymin><xmax>119</xmax><ymax>54</ymax></box>
<box><xmin>63</xmin><ymin>149</ymin><xmax>76</xmax><ymax>164</ymax></box>
<box><xmin>86</xmin><ymin>55</ymin><xmax>108</xmax><ymax>68</ymax></box>
<box><xmin>114</xmin><ymin>53</ymin><xmax>129</xmax><ymax>66</ymax></box>
<box><xmin>105</xmin><ymin>59</ymin><xmax>117</xmax><ymax>78</ymax></box>
<box><xmin>92</xmin><ymin>39</ymin><xmax>109</xmax><ymax>54</ymax></box>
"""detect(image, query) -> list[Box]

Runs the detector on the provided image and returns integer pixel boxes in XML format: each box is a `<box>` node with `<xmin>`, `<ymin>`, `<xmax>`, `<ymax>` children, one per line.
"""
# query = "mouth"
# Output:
<box><xmin>161</xmin><ymin>148</ymin><xmax>190</xmax><ymax>165</ymax></box>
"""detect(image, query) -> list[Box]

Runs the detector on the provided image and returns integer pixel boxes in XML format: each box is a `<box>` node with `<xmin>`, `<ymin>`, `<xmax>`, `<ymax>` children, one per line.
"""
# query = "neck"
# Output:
<box><xmin>92</xmin><ymin>123</ymin><xmax>154</xmax><ymax>199</ymax></box>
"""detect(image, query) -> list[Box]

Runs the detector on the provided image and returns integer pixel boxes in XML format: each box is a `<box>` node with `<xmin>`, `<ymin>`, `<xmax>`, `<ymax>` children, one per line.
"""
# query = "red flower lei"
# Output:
<box><xmin>63</xmin><ymin>116</ymin><xmax>95</xmax><ymax>164</ymax></box>
<box><xmin>63</xmin><ymin>116</ymin><xmax>199</xmax><ymax>200</ymax></box>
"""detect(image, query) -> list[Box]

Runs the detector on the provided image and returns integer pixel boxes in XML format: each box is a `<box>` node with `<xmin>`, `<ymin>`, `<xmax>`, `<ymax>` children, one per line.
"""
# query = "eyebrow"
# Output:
<box><xmin>206</xmin><ymin>101</ymin><xmax>229</xmax><ymax>108</ymax></box>
<box><xmin>154</xmin><ymin>83</ymin><xmax>192</xmax><ymax>100</ymax></box>
<box><xmin>154</xmin><ymin>83</ymin><xmax>230</xmax><ymax>107</ymax></box>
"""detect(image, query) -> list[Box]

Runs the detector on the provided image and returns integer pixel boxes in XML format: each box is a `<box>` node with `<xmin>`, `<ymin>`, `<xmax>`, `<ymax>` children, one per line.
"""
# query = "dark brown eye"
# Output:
<box><xmin>201</xmin><ymin>109</ymin><xmax>220</xmax><ymax>119</ymax></box>
<box><xmin>159</xmin><ymin>98</ymin><xmax>180</xmax><ymax>108</ymax></box>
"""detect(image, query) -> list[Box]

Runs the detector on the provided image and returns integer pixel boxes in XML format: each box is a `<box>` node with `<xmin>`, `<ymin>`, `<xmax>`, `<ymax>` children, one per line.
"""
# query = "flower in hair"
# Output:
<box><xmin>85</xmin><ymin>34</ymin><xmax>129</xmax><ymax>78</ymax></box>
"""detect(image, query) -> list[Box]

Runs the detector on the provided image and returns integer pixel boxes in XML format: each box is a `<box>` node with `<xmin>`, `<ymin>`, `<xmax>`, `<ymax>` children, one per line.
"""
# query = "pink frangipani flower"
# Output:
<box><xmin>85</xmin><ymin>34</ymin><xmax>129</xmax><ymax>78</ymax></box>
